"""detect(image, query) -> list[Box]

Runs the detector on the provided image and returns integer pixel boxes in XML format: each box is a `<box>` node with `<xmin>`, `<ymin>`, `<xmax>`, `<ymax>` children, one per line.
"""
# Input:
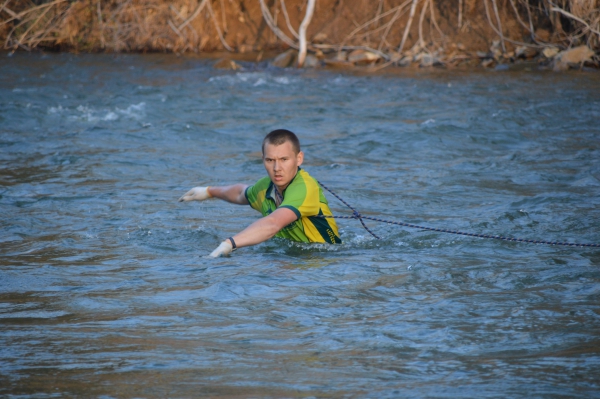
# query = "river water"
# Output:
<box><xmin>1</xmin><ymin>52</ymin><xmax>599</xmax><ymax>398</ymax></box>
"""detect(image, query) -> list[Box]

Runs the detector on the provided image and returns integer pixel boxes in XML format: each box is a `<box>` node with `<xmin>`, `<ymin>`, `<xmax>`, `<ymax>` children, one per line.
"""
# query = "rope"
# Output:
<box><xmin>317</xmin><ymin>181</ymin><xmax>381</xmax><ymax>240</ymax></box>
<box><xmin>317</xmin><ymin>181</ymin><xmax>600</xmax><ymax>248</ymax></box>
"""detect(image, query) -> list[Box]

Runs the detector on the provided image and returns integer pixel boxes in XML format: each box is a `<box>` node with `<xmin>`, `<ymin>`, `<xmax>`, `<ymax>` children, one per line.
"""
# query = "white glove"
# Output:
<box><xmin>179</xmin><ymin>186</ymin><xmax>212</xmax><ymax>202</ymax></box>
<box><xmin>209</xmin><ymin>240</ymin><xmax>233</xmax><ymax>257</ymax></box>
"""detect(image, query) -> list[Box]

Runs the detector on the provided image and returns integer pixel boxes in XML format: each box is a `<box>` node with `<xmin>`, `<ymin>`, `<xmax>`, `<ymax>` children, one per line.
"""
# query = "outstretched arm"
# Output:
<box><xmin>179</xmin><ymin>184</ymin><xmax>249</xmax><ymax>205</ymax></box>
<box><xmin>209</xmin><ymin>207</ymin><xmax>298</xmax><ymax>257</ymax></box>
<box><xmin>207</xmin><ymin>185</ymin><xmax>249</xmax><ymax>205</ymax></box>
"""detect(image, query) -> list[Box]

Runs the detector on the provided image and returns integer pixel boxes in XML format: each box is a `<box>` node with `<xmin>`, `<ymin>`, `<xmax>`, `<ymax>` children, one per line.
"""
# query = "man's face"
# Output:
<box><xmin>263</xmin><ymin>141</ymin><xmax>304</xmax><ymax>191</ymax></box>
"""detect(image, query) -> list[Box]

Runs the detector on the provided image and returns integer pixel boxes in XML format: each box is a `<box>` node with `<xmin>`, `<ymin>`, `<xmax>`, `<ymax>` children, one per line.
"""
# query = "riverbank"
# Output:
<box><xmin>1</xmin><ymin>0</ymin><xmax>599</xmax><ymax>71</ymax></box>
<box><xmin>209</xmin><ymin>45</ymin><xmax>599</xmax><ymax>73</ymax></box>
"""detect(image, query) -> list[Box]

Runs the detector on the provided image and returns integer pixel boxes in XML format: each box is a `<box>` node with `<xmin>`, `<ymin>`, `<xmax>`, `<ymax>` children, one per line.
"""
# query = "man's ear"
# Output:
<box><xmin>297</xmin><ymin>151</ymin><xmax>304</xmax><ymax>166</ymax></box>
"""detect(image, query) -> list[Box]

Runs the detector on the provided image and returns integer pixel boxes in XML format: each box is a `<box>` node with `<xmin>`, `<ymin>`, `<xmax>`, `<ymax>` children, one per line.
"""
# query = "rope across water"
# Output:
<box><xmin>317</xmin><ymin>181</ymin><xmax>600</xmax><ymax>248</ymax></box>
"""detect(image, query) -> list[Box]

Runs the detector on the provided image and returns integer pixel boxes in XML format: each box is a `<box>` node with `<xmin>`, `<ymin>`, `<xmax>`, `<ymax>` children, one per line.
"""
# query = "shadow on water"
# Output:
<box><xmin>1</xmin><ymin>52</ymin><xmax>599</xmax><ymax>397</ymax></box>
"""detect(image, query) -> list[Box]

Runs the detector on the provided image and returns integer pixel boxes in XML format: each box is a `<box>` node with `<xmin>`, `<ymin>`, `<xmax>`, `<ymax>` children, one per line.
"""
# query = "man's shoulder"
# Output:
<box><xmin>290</xmin><ymin>168</ymin><xmax>318</xmax><ymax>189</ymax></box>
<box><xmin>286</xmin><ymin>169</ymin><xmax>321</xmax><ymax>200</ymax></box>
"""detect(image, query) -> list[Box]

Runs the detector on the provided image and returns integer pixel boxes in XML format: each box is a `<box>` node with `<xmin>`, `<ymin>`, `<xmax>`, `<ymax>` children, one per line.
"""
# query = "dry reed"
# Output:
<box><xmin>1</xmin><ymin>0</ymin><xmax>598</xmax><ymax>61</ymax></box>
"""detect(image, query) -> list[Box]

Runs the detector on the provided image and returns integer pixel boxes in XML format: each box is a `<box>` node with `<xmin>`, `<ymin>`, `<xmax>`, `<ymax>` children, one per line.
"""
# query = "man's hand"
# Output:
<box><xmin>209</xmin><ymin>240</ymin><xmax>233</xmax><ymax>257</ymax></box>
<box><xmin>179</xmin><ymin>187</ymin><xmax>211</xmax><ymax>202</ymax></box>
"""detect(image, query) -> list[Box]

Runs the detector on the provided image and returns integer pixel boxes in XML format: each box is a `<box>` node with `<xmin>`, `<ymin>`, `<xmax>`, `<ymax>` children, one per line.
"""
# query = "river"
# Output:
<box><xmin>1</xmin><ymin>52</ymin><xmax>599</xmax><ymax>398</ymax></box>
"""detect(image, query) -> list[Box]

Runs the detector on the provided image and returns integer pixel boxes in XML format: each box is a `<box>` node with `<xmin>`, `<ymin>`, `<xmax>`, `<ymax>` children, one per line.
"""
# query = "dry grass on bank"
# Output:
<box><xmin>1</xmin><ymin>0</ymin><xmax>598</xmax><ymax>64</ymax></box>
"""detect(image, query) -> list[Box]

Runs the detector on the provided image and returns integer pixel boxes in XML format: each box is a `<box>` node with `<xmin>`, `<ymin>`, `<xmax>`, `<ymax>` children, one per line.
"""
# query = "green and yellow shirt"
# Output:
<box><xmin>245</xmin><ymin>168</ymin><xmax>341</xmax><ymax>244</ymax></box>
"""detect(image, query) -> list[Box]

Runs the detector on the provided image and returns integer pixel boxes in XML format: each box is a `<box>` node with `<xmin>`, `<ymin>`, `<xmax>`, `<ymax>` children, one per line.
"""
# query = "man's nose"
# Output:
<box><xmin>273</xmin><ymin>160</ymin><xmax>281</xmax><ymax>170</ymax></box>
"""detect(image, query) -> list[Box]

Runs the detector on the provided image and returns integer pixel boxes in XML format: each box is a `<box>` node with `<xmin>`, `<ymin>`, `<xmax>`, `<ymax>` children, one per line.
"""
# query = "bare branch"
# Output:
<box><xmin>398</xmin><ymin>0</ymin><xmax>420</xmax><ymax>53</ymax></box>
<box><xmin>484</xmin><ymin>0</ymin><xmax>502</xmax><ymax>48</ymax></box>
<box><xmin>218</xmin><ymin>0</ymin><xmax>227</xmax><ymax>33</ymax></box>
<box><xmin>491</xmin><ymin>0</ymin><xmax>506</xmax><ymax>52</ymax></box>
<box><xmin>341</xmin><ymin>2</ymin><xmax>410</xmax><ymax>50</ymax></box>
<box><xmin>378</xmin><ymin>0</ymin><xmax>412</xmax><ymax>51</ymax></box>
<box><xmin>280</xmin><ymin>0</ymin><xmax>299</xmax><ymax>39</ymax></box>
<box><xmin>428</xmin><ymin>0</ymin><xmax>445</xmax><ymax>40</ymax></box>
<box><xmin>418</xmin><ymin>0</ymin><xmax>429</xmax><ymax>47</ymax></box>
<box><xmin>178</xmin><ymin>0</ymin><xmax>208</xmax><ymax>31</ymax></box>
<box><xmin>168</xmin><ymin>18</ymin><xmax>187</xmax><ymax>45</ymax></box>
<box><xmin>259</xmin><ymin>0</ymin><xmax>298</xmax><ymax>49</ymax></box>
<box><xmin>206</xmin><ymin>0</ymin><xmax>232</xmax><ymax>51</ymax></box>
<box><xmin>314</xmin><ymin>43</ymin><xmax>390</xmax><ymax>60</ymax></box>
<box><xmin>481</xmin><ymin>0</ymin><xmax>546</xmax><ymax>48</ymax></box>
<box><xmin>509</xmin><ymin>0</ymin><xmax>531</xmax><ymax>33</ymax></box>
<box><xmin>0</xmin><ymin>1</ymin><xmax>17</xmax><ymax>19</ymax></box>
<box><xmin>297</xmin><ymin>0</ymin><xmax>316</xmax><ymax>67</ymax></box>
<box><xmin>15</xmin><ymin>2</ymin><xmax>55</xmax><ymax>49</ymax></box>
<box><xmin>97</xmin><ymin>1</ymin><xmax>106</xmax><ymax>49</ymax></box>
<box><xmin>550</xmin><ymin>5</ymin><xmax>600</xmax><ymax>37</ymax></box>
<box><xmin>1</xmin><ymin>0</ymin><xmax>66</xmax><ymax>27</ymax></box>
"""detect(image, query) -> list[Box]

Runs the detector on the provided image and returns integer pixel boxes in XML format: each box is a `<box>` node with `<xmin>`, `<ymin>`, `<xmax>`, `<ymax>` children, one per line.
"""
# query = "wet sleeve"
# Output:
<box><xmin>245</xmin><ymin>184</ymin><xmax>260</xmax><ymax>212</ymax></box>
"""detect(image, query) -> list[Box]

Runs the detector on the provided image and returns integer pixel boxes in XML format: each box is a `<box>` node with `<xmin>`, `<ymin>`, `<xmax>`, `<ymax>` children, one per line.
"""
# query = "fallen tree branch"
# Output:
<box><xmin>97</xmin><ymin>1</ymin><xmax>106</xmax><ymax>49</ymax></box>
<box><xmin>170</xmin><ymin>5</ymin><xmax>199</xmax><ymax>50</ymax></box>
<box><xmin>340</xmin><ymin>2</ymin><xmax>410</xmax><ymax>51</ymax></box>
<box><xmin>0</xmin><ymin>0</ymin><xmax>17</xmax><ymax>19</ymax></box>
<box><xmin>168</xmin><ymin>18</ymin><xmax>188</xmax><ymax>48</ymax></box>
<box><xmin>1</xmin><ymin>0</ymin><xmax>66</xmax><ymax>27</ymax></box>
<box><xmin>348</xmin><ymin>17</ymin><xmax>401</xmax><ymax>43</ymax></box>
<box><xmin>418</xmin><ymin>0</ymin><xmax>429</xmax><ymax>48</ymax></box>
<box><xmin>178</xmin><ymin>0</ymin><xmax>208</xmax><ymax>31</ymax></box>
<box><xmin>218</xmin><ymin>0</ymin><xmax>227</xmax><ymax>33</ymax></box>
<box><xmin>280</xmin><ymin>0</ymin><xmax>299</xmax><ymax>39</ymax></box>
<box><xmin>378</xmin><ymin>0</ymin><xmax>412</xmax><ymax>51</ymax></box>
<box><xmin>398</xmin><ymin>0</ymin><xmax>420</xmax><ymax>53</ymax></box>
<box><xmin>259</xmin><ymin>0</ymin><xmax>298</xmax><ymax>49</ymax></box>
<box><xmin>206</xmin><ymin>0</ymin><xmax>232</xmax><ymax>51</ymax></box>
<box><xmin>375</xmin><ymin>0</ymin><xmax>384</xmax><ymax>27</ymax></box>
<box><xmin>484</xmin><ymin>0</ymin><xmax>503</xmax><ymax>50</ymax></box>
<box><xmin>25</xmin><ymin>6</ymin><xmax>63</xmax><ymax>50</ymax></box>
<box><xmin>313</xmin><ymin>43</ymin><xmax>390</xmax><ymax>60</ymax></box>
<box><xmin>509</xmin><ymin>0</ymin><xmax>531</xmax><ymax>33</ymax></box>
<box><xmin>491</xmin><ymin>0</ymin><xmax>506</xmax><ymax>52</ymax></box>
<box><xmin>550</xmin><ymin>5</ymin><xmax>600</xmax><ymax>37</ymax></box>
<box><xmin>297</xmin><ymin>0</ymin><xmax>316</xmax><ymax>67</ymax></box>
<box><xmin>480</xmin><ymin>0</ymin><xmax>547</xmax><ymax>49</ymax></box>
<box><xmin>5</xmin><ymin>0</ymin><xmax>67</xmax><ymax>50</ymax></box>
<box><xmin>428</xmin><ymin>0</ymin><xmax>445</xmax><ymax>40</ymax></box>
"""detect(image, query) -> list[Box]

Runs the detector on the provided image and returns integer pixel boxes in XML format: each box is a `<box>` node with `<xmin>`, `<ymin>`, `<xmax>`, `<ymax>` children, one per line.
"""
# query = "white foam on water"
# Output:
<box><xmin>0</xmin><ymin>310</ymin><xmax>70</xmax><ymax>319</ymax></box>
<box><xmin>71</xmin><ymin>105</ymin><xmax>98</xmax><ymax>122</ymax></box>
<box><xmin>573</xmin><ymin>176</ymin><xmax>600</xmax><ymax>186</ymax></box>
<box><xmin>273</xmin><ymin>76</ymin><xmax>292</xmax><ymax>85</ymax></box>
<box><xmin>208</xmin><ymin>72</ymin><xmax>297</xmax><ymax>87</ymax></box>
<box><xmin>103</xmin><ymin>111</ymin><xmax>119</xmax><ymax>121</ymax></box>
<box><xmin>12</xmin><ymin>87</ymin><xmax>38</xmax><ymax>93</ymax></box>
<box><xmin>235</xmin><ymin>72</ymin><xmax>263</xmax><ymax>82</ymax></box>
<box><xmin>116</xmin><ymin>102</ymin><xmax>146</xmax><ymax>120</ymax></box>
<box><xmin>48</xmin><ymin>105</ymin><xmax>63</xmax><ymax>114</ymax></box>
<box><xmin>47</xmin><ymin>102</ymin><xmax>146</xmax><ymax>122</ymax></box>
<box><xmin>331</xmin><ymin>76</ymin><xmax>349</xmax><ymax>85</ymax></box>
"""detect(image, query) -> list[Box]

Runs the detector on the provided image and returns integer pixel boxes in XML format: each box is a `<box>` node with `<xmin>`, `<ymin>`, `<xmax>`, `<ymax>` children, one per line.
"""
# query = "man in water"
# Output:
<box><xmin>179</xmin><ymin>129</ymin><xmax>341</xmax><ymax>257</ymax></box>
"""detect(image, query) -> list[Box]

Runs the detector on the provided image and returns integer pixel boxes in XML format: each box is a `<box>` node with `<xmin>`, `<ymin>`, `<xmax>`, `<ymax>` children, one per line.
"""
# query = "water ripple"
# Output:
<box><xmin>1</xmin><ymin>53</ymin><xmax>599</xmax><ymax>397</ymax></box>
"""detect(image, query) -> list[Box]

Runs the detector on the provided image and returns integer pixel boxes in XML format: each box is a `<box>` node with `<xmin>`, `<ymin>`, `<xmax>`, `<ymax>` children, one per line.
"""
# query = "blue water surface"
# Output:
<box><xmin>1</xmin><ymin>52</ymin><xmax>599</xmax><ymax>398</ymax></box>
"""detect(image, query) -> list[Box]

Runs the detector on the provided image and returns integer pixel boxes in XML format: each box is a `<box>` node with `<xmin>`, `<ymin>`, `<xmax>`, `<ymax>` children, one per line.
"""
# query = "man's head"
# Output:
<box><xmin>262</xmin><ymin>129</ymin><xmax>301</xmax><ymax>155</ymax></box>
<box><xmin>262</xmin><ymin>129</ymin><xmax>304</xmax><ymax>191</ymax></box>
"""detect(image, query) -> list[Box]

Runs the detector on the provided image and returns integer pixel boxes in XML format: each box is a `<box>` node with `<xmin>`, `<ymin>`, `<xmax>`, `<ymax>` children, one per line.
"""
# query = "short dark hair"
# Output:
<box><xmin>262</xmin><ymin>129</ymin><xmax>301</xmax><ymax>155</ymax></box>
